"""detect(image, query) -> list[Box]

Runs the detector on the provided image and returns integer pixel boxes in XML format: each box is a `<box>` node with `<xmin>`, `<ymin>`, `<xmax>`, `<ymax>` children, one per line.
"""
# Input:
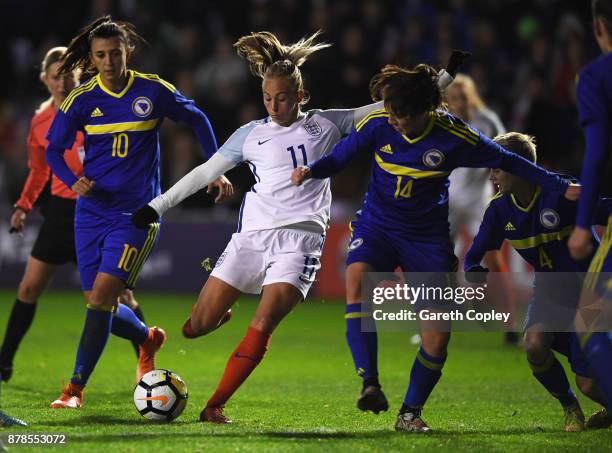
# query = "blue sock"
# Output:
<box><xmin>403</xmin><ymin>347</ymin><xmax>446</xmax><ymax>410</ymax></box>
<box><xmin>70</xmin><ymin>307</ymin><xmax>113</xmax><ymax>386</ymax></box>
<box><xmin>582</xmin><ymin>332</ymin><xmax>612</xmax><ymax>409</ymax></box>
<box><xmin>111</xmin><ymin>303</ymin><xmax>148</xmax><ymax>345</ymax></box>
<box><xmin>528</xmin><ymin>352</ymin><xmax>578</xmax><ymax>408</ymax></box>
<box><xmin>345</xmin><ymin>303</ymin><xmax>379</xmax><ymax>386</ymax></box>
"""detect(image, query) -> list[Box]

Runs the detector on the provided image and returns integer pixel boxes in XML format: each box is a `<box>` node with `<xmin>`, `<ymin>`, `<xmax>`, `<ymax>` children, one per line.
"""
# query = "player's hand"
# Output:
<box><xmin>207</xmin><ymin>176</ymin><xmax>234</xmax><ymax>203</ymax></box>
<box><xmin>71</xmin><ymin>177</ymin><xmax>95</xmax><ymax>197</ymax></box>
<box><xmin>291</xmin><ymin>166</ymin><xmax>311</xmax><ymax>186</ymax></box>
<box><xmin>564</xmin><ymin>183</ymin><xmax>581</xmax><ymax>201</ymax></box>
<box><xmin>465</xmin><ymin>265</ymin><xmax>489</xmax><ymax>284</ymax></box>
<box><xmin>132</xmin><ymin>205</ymin><xmax>159</xmax><ymax>229</ymax></box>
<box><xmin>568</xmin><ymin>226</ymin><xmax>593</xmax><ymax>261</ymax></box>
<box><xmin>9</xmin><ymin>208</ymin><xmax>26</xmax><ymax>234</ymax></box>
<box><xmin>446</xmin><ymin>50</ymin><xmax>472</xmax><ymax>77</ymax></box>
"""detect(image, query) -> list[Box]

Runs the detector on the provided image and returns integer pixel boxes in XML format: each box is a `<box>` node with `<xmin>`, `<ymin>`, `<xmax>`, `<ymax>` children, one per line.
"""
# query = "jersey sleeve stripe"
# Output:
<box><xmin>507</xmin><ymin>224</ymin><xmax>574</xmax><ymax>250</ymax></box>
<box><xmin>126</xmin><ymin>223</ymin><xmax>160</xmax><ymax>288</ymax></box>
<box><xmin>84</xmin><ymin>119</ymin><xmax>159</xmax><ymax>135</ymax></box>
<box><xmin>134</xmin><ymin>71</ymin><xmax>176</xmax><ymax>93</ymax></box>
<box><xmin>355</xmin><ymin>109</ymin><xmax>388</xmax><ymax>132</ymax></box>
<box><xmin>436</xmin><ymin>115</ymin><xmax>479</xmax><ymax>140</ymax></box>
<box><xmin>374</xmin><ymin>152</ymin><xmax>449</xmax><ymax>179</ymax></box>
<box><xmin>60</xmin><ymin>79</ymin><xmax>98</xmax><ymax>113</ymax></box>
<box><xmin>434</xmin><ymin>119</ymin><xmax>477</xmax><ymax>145</ymax></box>
<box><xmin>586</xmin><ymin>217</ymin><xmax>612</xmax><ymax>277</ymax></box>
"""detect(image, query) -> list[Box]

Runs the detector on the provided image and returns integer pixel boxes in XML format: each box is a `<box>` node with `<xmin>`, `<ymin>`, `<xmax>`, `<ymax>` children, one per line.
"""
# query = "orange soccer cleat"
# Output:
<box><xmin>199</xmin><ymin>406</ymin><xmax>232</xmax><ymax>424</ymax></box>
<box><xmin>136</xmin><ymin>326</ymin><xmax>167</xmax><ymax>382</ymax></box>
<box><xmin>50</xmin><ymin>383</ymin><xmax>84</xmax><ymax>409</ymax></box>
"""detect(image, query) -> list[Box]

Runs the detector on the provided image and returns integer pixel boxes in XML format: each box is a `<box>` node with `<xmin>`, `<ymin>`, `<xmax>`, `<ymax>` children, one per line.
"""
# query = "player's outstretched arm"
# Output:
<box><xmin>132</xmin><ymin>152</ymin><xmax>236</xmax><ymax>229</ymax></box>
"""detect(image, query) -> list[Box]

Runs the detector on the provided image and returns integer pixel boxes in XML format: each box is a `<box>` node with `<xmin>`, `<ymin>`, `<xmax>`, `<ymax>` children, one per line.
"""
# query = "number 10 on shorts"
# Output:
<box><xmin>118</xmin><ymin>243</ymin><xmax>139</xmax><ymax>272</ymax></box>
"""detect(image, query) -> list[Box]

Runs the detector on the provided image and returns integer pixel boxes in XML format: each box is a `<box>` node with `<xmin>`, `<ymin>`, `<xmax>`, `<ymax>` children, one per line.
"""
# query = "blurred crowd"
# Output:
<box><xmin>0</xmin><ymin>0</ymin><xmax>607</xmax><ymax>222</ymax></box>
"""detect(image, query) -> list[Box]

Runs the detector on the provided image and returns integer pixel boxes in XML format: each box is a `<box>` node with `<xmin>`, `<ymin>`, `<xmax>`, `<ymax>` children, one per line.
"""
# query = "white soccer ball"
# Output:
<box><xmin>134</xmin><ymin>369</ymin><xmax>188</xmax><ymax>421</ymax></box>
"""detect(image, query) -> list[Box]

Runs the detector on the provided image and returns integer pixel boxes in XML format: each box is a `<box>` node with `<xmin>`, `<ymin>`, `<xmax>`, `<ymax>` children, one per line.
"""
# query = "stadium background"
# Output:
<box><xmin>0</xmin><ymin>0</ymin><xmax>607</xmax><ymax>295</ymax></box>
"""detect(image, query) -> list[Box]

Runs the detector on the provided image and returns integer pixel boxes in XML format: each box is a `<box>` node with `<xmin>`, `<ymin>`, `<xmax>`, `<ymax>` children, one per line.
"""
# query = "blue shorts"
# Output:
<box><xmin>551</xmin><ymin>332</ymin><xmax>591</xmax><ymax>378</ymax></box>
<box><xmin>585</xmin><ymin>216</ymin><xmax>612</xmax><ymax>300</ymax></box>
<box><xmin>75</xmin><ymin>208</ymin><xmax>160</xmax><ymax>291</ymax></box>
<box><xmin>346</xmin><ymin>219</ymin><xmax>457</xmax><ymax>272</ymax></box>
<box><xmin>347</xmin><ymin>220</ymin><xmax>457</xmax><ymax>309</ymax></box>
<box><xmin>524</xmin><ymin>274</ymin><xmax>584</xmax><ymax>331</ymax></box>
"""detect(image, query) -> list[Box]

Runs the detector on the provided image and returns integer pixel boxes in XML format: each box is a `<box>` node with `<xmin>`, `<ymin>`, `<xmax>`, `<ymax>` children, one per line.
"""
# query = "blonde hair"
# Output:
<box><xmin>234</xmin><ymin>31</ymin><xmax>330</xmax><ymax>104</ymax></box>
<box><xmin>38</xmin><ymin>46</ymin><xmax>69</xmax><ymax>112</ymax></box>
<box><xmin>493</xmin><ymin>132</ymin><xmax>537</xmax><ymax>163</ymax></box>
<box><xmin>450</xmin><ymin>73</ymin><xmax>485</xmax><ymax>111</ymax></box>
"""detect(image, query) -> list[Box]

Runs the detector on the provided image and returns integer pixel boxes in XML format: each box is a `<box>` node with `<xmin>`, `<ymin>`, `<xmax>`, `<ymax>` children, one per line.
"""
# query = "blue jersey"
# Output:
<box><xmin>46</xmin><ymin>70</ymin><xmax>217</xmax><ymax>217</ymax></box>
<box><xmin>309</xmin><ymin>109</ymin><xmax>568</xmax><ymax>240</ymax></box>
<box><xmin>464</xmin><ymin>180</ymin><xmax>612</xmax><ymax>272</ymax></box>
<box><xmin>576</xmin><ymin>53</ymin><xmax>612</xmax><ymax>229</ymax></box>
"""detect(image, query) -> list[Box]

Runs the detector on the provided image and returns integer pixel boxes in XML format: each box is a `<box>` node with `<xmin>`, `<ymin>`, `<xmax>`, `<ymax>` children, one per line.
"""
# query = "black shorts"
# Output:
<box><xmin>31</xmin><ymin>197</ymin><xmax>76</xmax><ymax>265</ymax></box>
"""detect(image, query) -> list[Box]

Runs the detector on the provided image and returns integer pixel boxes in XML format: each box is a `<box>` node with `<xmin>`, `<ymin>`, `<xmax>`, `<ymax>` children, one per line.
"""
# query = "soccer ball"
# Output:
<box><xmin>134</xmin><ymin>369</ymin><xmax>188</xmax><ymax>421</ymax></box>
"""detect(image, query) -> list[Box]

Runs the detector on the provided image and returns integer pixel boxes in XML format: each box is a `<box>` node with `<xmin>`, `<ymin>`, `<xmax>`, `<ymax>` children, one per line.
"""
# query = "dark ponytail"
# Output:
<box><xmin>369</xmin><ymin>64</ymin><xmax>442</xmax><ymax>117</ymax></box>
<box><xmin>58</xmin><ymin>15</ymin><xmax>146</xmax><ymax>77</ymax></box>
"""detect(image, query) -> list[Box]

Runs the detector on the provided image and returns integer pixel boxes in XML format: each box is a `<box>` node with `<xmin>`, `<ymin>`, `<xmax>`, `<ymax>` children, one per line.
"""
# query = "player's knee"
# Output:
<box><xmin>88</xmin><ymin>290</ymin><xmax>116</xmax><ymax>309</ymax></box>
<box><xmin>17</xmin><ymin>279</ymin><xmax>45</xmax><ymax>303</ymax></box>
<box><xmin>421</xmin><ymin>332</ymin><xmax>450</xmax><ymax>357</ymax></box>
<box><xmin>523</xmin><ymin>337</ymin><xmax>548</xmax><ymax>362</ymax></box>
<box><xmin>575</xmin><ymin>375</ymin><xmax>598</xmax><ymax>399</ymax></box>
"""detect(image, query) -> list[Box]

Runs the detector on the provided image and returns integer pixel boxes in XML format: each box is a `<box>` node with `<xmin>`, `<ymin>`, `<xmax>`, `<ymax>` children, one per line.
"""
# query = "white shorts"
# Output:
<box><xmin>210</xmin><ymin>228</ymin><xmax>325</xmax><ymax>299</ymax></box>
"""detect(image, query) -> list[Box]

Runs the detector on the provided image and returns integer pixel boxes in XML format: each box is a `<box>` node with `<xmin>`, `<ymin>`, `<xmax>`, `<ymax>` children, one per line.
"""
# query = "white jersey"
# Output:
<box><xmin>219</xmin><ymin>110</ymin><xmax>357</xmax><ymax>233</ymax></box>
<box><xmin>148</xmin><ymin>103</ymin><xmax>383</xmax><ymax>233</ymax></box>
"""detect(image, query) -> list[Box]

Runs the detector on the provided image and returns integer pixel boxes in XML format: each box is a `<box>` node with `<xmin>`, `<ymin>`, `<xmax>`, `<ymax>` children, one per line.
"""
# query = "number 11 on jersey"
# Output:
<box><xmin>287</xmin><ymin>144</ymin><xmax>307</xmax><ymax>168</ymax></box>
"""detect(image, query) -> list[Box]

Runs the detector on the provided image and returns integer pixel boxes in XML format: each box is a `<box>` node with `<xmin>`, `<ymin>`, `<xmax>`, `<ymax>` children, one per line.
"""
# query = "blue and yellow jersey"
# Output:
<box><xmin>576</xmin><ymin>53</ymin><xmax>612</xmax><ymax>229</ymax></box>
<box><xmin>464</xmin><ymin>179</ymin><xmax>612</xmax><ymax>272</ymax></box>
<box><xmin>46</xmin><ymin>70</ymin><xmax>216</xmax><ymax>216</ymax></box>
<box><xmin>309</xmin><ymin>109</ymin><xmax>568</xmax><ymax>240</ymax></box>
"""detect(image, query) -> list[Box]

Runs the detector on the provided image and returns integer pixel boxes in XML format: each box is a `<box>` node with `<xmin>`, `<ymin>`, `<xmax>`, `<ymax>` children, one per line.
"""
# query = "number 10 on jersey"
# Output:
<box><xmin>287</xmin><ymin>144</ymin><xmax>307</xmax><ymax>168</ymax></box>
<box><xmin>112</xmin><ymin>133</ymin><xmax>129</xmax><ymax>158</ymax></box>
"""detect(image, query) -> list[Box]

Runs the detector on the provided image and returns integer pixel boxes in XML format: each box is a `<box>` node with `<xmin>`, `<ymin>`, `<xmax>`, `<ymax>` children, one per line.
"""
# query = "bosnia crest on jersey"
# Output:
<box><xmin>539</xmin><ymin>208</ymin><xmax>560</xmax><ymax>229</ymax></box>
<box><xmin>132</xmin><ymin>97</ymin><xmax>153</xmax><ymax>118</ymax></box>
<box><xmin>422</xmin><ymin>149</ymin><xmax>445</xmax><ymax>168</ymax></box>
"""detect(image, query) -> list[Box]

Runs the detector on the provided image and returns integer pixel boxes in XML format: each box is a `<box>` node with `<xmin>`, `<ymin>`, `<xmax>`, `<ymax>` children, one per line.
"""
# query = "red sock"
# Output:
<box><xmin>207</xmin><ymin>326</ymin><xmax>271</xmax><ymax>408</ymax></box>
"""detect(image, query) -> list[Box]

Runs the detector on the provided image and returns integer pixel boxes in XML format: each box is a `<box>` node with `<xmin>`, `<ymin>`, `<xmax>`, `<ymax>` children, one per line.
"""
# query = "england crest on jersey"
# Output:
<box><xmin>303</xmin><ymin>120</ymin><xmax>322</xmax><ymax>137</ymax></box>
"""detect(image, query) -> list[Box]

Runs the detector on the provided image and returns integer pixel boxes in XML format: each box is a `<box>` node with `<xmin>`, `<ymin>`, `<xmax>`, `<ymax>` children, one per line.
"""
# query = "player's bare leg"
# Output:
<box><xmin>183</xmin><ymin>277</ymin><xmax>241</xmax><ymax>338</ymax></box>
<box><xmin>346</xmin><ymin>262</ymin><xmax>389</xmax><ymax>414</ymax></box>
<box><xmin>201</xmin><ymin>283</ymin><xmax>301</xmax><ymax>424</ymax></box>
<box><xmin>0</xmin><ymin>257</ymin><xmax>57</xmax><ymax>382</ymax></box>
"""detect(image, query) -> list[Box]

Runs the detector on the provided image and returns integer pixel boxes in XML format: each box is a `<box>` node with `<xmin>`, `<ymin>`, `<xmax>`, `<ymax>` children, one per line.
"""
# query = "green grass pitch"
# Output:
<box><xmin>0</xmin><ymin>290</ymin><xmax>610</xmax><ymax>452</ymax></box>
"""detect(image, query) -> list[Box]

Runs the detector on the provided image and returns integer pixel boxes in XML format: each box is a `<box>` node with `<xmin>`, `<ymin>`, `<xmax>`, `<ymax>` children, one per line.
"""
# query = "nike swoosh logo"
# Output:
<box><xmin>138</xmin><ymin>395</ymin><xmax>169</xmax><ymax>405</ymax></box>
<box><xmin>234</xmin><ymin>352</ymin><xmax>257</xmax><ymax>361</ymax></box>
<box><xmin>258</xmin><ymin>139</ymin><xmax>272</xmax><ymax>145</ymax></box>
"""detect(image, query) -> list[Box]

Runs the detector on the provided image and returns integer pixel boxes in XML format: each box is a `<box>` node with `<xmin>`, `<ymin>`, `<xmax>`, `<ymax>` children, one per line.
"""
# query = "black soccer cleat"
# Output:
<box><xmin>357</xmin><ymin>385</ymin><xmax>389</xmax><ymax>414</ymax></box>
<box><xmin>0</xmin><ymin>365</ymin><xmax>13</xmax><ymax>382</ymax></box>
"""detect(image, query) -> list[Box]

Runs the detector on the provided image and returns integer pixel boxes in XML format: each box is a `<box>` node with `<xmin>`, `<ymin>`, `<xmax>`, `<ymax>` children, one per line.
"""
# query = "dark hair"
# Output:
<box><xmin>234</xmin><ymin>30</ymin><xmax>330</xmax><ymax>105</ymax></box>
<box><xmin>58</xmin><ymin>15</ymin><xmax>146</xmax><ymax>76</ymax></box>
<box><xmin>369</xmin><ymin>64</ymin><xmax>442</xmax><ymax>117</ymax></box>
<box><xmin>493</xmin><ymin>132</ymin><xmax>537</xmax><ymax>163</ymax></box>
<box><xmin>593</xmin><ymin>0</ymin><xmax>612</xmax><ymax>34</ymax></box>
